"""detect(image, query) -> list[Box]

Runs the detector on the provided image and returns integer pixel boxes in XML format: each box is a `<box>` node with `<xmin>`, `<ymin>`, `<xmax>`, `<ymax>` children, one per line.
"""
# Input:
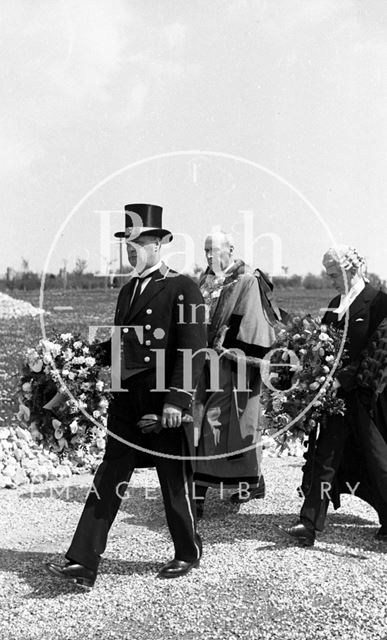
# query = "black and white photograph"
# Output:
<box><xmin>1</xmin><ymin>1</ymin><xmax>387</xmax><ymax>639</ymax></box>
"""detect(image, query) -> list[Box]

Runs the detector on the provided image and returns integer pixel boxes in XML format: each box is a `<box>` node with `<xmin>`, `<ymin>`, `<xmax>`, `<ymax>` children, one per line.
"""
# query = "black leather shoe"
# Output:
<box><xmin>230</xmin><ymin>481</ymin><xmax>266</xmax><ymax>504</ymax></box>
<box><xmin>277</xmin><ymin>522</ymin><xmax>315</xmax><ymax>547</ymax></box>
<box><xmin>375</xmin><ymin>526</ymin><xmax>387</xmax><ymax>541</ymax></box>
<box><xmin>45</xmin><ymin>562</ymin><xmax>96</xmax><ymax>588</ymax></box>
<box><xmin>157</xmin><ymin>558</ymin><xmax>200</xmax><ymax>579</ymax></box>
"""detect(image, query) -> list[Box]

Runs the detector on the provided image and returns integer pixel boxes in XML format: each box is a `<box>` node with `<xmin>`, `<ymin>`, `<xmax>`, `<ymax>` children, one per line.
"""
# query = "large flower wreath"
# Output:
<box><xmin>258</xmin><ymin>315</ymin><xmax>347</xmax><ymax>440</ymax></box>
<box><xmin>17</xmin><ymin>333</ymin><xmax>111</xmax><ymax>459</ymax></box>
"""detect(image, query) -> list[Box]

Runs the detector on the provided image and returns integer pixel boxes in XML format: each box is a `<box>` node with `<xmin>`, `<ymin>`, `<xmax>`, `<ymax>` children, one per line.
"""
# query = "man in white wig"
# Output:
<box><xmin>280</xmin><ymin>245</ymin><xmax>387</xmax><ymax>546</ymax></box>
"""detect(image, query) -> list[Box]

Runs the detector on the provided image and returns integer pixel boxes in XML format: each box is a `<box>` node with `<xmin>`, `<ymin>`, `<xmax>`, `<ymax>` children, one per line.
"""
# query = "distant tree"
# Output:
<box><xmin>303</xmin><ymin>273</ymin><xmax>324</xmax><ymax>289</ymax></box>
<box><xmin>367</xmin><ymin>272</ymin><xmax>386</xmax><ymax>290</ymax></box>
<box><xmin>287</xmin><ymin>274</ymin><xmax>302</xmax><ymax>288</ymax></box>
<box><xmin>73</xmin><ymin>257</ymin><xmax>88</xmax><ymax>276</ymax></box>
<box><xmin>272</xmin><ymin>274</ymin><xmax>302</xmax><ymax>289</ymax></box>
<box><xmin>272</xmin><ymin>276</ymin><xmax>288</xmax><ymax>288</ymax></box>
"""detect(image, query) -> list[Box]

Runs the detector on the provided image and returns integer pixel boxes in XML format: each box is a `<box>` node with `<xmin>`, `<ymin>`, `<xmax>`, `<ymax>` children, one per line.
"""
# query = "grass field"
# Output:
<box><xmin>2</xmin><ymin>286</ymin><xmax>386</xmax><ymax>640</ymax></box>
<box><xmin>7</xmin><ymin>284</ymin><xmax>336</xmax><ymax>317</ymax></box>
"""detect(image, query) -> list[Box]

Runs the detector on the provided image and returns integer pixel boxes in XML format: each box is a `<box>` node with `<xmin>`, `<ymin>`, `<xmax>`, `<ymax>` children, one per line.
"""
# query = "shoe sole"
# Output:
<box><xmin>44</xmin><ymin>564</ymin><xmax>94</xmax><ymax>589</ymax></box>
<box><xmin>157</xmin><ymin>560</ymin><xmax>200</xmax><ymax>579</ymax></box>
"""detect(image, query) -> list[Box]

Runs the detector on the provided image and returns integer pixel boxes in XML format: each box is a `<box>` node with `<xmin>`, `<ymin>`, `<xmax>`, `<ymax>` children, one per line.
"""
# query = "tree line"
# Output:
<box><xmin>1</xmin><ymin>258</ymin><xmax>385</xmax><ymax>292</ymax></box>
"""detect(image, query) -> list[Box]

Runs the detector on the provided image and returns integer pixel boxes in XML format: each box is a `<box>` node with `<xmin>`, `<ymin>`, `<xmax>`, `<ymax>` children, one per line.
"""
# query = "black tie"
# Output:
<box><xmin>130</xmin><ymin>269</ymin><xmax>161</xmax><ymax>310</ymax></box>
<box><xmin>130</xmin><ymin>277</ymin><xmax>142</xmax><ymax>309</ymax></box>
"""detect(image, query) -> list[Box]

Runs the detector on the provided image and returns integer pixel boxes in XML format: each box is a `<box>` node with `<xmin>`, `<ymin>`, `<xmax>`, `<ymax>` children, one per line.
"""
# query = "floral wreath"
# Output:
<box><xmin>17</xmin><ymin>332</ymin><xmax>111</xmax><ymax>458</ymax></box>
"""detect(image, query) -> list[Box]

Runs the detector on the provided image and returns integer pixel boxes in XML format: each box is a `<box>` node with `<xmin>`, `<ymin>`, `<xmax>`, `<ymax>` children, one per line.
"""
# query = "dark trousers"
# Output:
<box><xmin>66</xmin><ymin>371</ymin><xmax>201</xmax><ymax>572</ymax></box>
<box><xmin>300</xmin><ymin>415</ymin><xmax>350</xmax><ymax>531</ymax></box>
<box><xmin>300</xmin><ymin>408</ymin><xmax>387</xmax><ymax>532</ymax></box>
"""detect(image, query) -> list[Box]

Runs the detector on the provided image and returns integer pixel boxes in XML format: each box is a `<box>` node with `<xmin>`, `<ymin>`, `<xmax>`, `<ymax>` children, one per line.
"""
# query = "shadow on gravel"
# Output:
<box><xmin>20</xmin><ymin>484</ymin><xmax>168</xmax><ymax>532</ymax></box>
<box><xmin>17</xmin><ymin>485</ymin><xmax>386</xmax><ymax>564</ymax></box>
<box><xmin>326</xmin><ymin>512</ymin><xmax>376</xmax><ymax>525</ymax></box>
<box><xmin>196</xmin><ymin>511</ymin><xmax>385</xmax><ymax>557</ymax></box>
<box><xmin>0</xmin><ymin>549</ymin><xmax>163</xmax><ymax>598</ymax></box>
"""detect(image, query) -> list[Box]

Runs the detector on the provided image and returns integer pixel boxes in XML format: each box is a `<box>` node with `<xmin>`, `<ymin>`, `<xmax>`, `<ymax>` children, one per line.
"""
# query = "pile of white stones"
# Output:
<box><xmin>0</xmin><ymin>292</ymin><xmax>46</xmax><ymax>320</ymax></box>
<box><xmin>262</xmin><ymin>433</ymin><xmax>305</xmax><ymax>458</ymax></box>
<box><xmin>0</xmin><ymin>425</ymin><xmax>99</xmax><ymax>488</ymax></box>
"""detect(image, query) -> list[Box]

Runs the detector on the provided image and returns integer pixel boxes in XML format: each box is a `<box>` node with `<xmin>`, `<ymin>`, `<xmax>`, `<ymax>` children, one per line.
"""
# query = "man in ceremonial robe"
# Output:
<box><xmin>193</xmin><ymin>231</ymin><xmax>280</xmax><ymax>516</ymax></box>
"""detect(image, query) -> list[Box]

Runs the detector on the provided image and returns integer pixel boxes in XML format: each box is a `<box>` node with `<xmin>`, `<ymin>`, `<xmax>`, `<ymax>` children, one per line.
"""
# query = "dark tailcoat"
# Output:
<box><xmin>66</xmin><ymin>265</ymin><xmax>207</xmax><ymax>570</ymax></box>
<box><xmin>301</xmin><ymin>284</ymin><xmax>387</xmax><ymax>531</ymax></box>
<box><xmin>99</xmin><ymin>266</ymin><xmax>206</xmax><ymax>410</ymax></box>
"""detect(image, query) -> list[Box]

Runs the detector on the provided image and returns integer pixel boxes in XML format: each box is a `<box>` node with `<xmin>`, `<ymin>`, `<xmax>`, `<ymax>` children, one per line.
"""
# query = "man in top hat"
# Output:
<box><xmin>46</xmin><ymin>204</ymin><xmax>206</xmax><ymax>586</ymax></box>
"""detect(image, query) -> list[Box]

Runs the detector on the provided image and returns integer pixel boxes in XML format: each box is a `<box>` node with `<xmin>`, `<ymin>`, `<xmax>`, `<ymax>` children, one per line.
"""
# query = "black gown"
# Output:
<box><xmin>300</xmin><ymin>284</ymin><xmax>387</xmax><ymax>531</ymax></box>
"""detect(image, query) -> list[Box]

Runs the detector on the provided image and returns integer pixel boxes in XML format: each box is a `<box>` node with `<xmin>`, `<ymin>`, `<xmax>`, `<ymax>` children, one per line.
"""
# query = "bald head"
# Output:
<box><xmin>204</xmin><ymin>231</ymin><xmax>234</xmax><ymax>273</ymax></box>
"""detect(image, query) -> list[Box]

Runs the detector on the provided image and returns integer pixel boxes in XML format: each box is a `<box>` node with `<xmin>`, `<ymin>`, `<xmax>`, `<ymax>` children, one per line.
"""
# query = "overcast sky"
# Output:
<box><xmin>1</xmin><ymin>0</ymin><xmax>387</xmax><ymax>278</ymax></box>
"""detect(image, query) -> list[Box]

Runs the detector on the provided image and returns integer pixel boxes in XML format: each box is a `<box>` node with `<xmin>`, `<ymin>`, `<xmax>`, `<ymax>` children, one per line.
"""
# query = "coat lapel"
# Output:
<box><xmin>115</xmin><ymin>279</ymin><xmax>137</xmax><ymax>325</ymax></box>
<box><xmin>125</xmin><ymin>267</ymin><xmax>168</xmax><ymax>322</ymax></box>
<box><xmin>348</xmin><ymin>284</ymin><xmax>375</xmax><ymax>322</ymax></box>
<box><xmin>323</xmin><ymin>284</ymin><xmax>376</xmax><ymax>327</ymax></box>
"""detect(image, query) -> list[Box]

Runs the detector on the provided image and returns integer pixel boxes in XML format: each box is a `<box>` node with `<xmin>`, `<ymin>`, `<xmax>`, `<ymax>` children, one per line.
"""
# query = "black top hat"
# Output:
<box><xmin>114</xmin><ymin>203</ymin><xmax>173</xmax><ymax>244</ymax></box>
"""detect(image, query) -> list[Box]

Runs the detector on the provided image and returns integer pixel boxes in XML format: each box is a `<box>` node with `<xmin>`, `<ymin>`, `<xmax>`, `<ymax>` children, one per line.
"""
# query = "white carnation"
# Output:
<box><xmin>60</xmin><ymin>333</ymin><xmax>72</xmax><ymax>341</ymax></box>
<box><xmin>99</xmin><ymin>398</ymin><xmax>109</xmax><ymax>409</ymax></box>
<box><xmin>51</xmin><ymin>344</ymin><xmax>62</xmax><ymax>357</ymax></box>
<box><xmin>31</xmin><ymin>359</ymin><xmax>43</xmax><ymax>373</ymax></box>
<box><xmin>70</xmin><ymin>420</ymin><xmax>79</xmax><ymax>434</ymax></box>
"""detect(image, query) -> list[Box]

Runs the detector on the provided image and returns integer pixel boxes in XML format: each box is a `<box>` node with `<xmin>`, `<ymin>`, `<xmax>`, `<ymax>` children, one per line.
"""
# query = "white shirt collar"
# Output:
<box><xmin>136</xmin><ymin>261</ymin><xmax>162</xmax><ymax>279</ymax></box>
<box><xmin>334</xmin><ymin>278</ymin><xmax>365</xmax><ymax>320</ymax></box>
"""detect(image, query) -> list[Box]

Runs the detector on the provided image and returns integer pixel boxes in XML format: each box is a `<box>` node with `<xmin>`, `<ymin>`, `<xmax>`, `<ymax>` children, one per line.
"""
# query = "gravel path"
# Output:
<box><xmin>0</xmin><ymin>457</ymin><xmax>386</xmax><ymax>640</ymax></box>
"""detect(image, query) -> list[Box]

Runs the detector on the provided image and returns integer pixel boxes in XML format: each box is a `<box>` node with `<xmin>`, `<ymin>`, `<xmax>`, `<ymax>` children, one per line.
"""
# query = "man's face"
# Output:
<box><xmin>125</xmin><ymin>234</ymin><xmax>160</xmax><ymax>272</ymax></box>
<box><xmin>325</xmin><ymin>264</ymin><xmax>351</xmax><ymax>294</ymax></box>
<box><xmin>204</xmin><ymin>236</ymin><xmax>233</xmax><ymax>273</ymax></box>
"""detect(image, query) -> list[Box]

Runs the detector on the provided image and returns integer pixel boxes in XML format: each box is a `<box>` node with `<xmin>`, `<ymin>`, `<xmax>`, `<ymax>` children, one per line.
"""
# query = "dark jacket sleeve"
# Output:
<box><xmin>337</xmin><ymin>290</ymin><xmax>387</xmax><ymax>391</ymax></box>
<box><xmin>164</xmin><ymin>277</ymin><xmax>207</xmax><ymax>410</ymax></box>
<box><xmin>336</xmin><ymin>364</ymin><xmax>359</xmax><ymax>391</ymax></box>
<box><xmin>91</xmin><ymin>339</ymin><xmax>111</xmax><ymax>367</ymax></box>
<box><xmin>89</xmin><ymin>287</ymin><xmax>127</xmax><ymax>367</ymax></box>
<box><xmin>368</xmin><ymin>290</ymin><xmax>387</xmax><ymax>334</ymax></box>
